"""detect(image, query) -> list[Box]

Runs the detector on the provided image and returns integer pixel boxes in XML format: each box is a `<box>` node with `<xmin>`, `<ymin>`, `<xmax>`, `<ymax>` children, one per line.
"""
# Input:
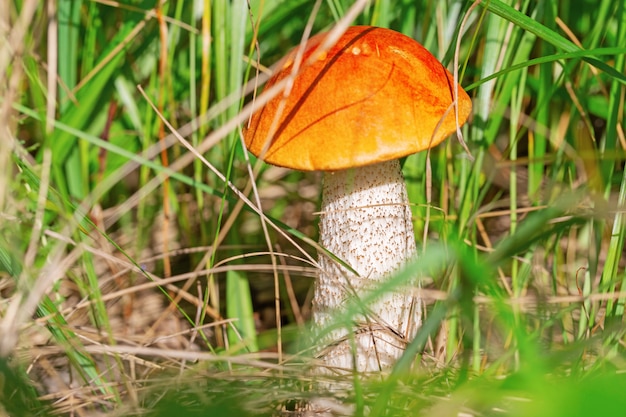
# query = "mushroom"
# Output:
<box><xmin>244</xmin><ymin>26</ymin><xmax>472</xmax><ymax>372</ymax></box>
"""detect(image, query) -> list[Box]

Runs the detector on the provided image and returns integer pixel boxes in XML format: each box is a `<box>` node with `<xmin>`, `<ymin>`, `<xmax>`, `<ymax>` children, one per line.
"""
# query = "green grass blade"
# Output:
<box><xmin>481</xmin><ymin>0</ymin><xmax>626</xmax><ymax>84</ymax></box>
<box><xmin>36</xmin><ymin>296</ymin><xmax>114</xmax><ymax>397</ymax></box>
<box><xmin>226</xmin><ymin>268</ymin><xmax>259</xmax><ymax>353</ymax></box>
<box><xmin>57</xmin><ymin>0</ymin><xmax>82</xmax><ymax>113</ymax></box>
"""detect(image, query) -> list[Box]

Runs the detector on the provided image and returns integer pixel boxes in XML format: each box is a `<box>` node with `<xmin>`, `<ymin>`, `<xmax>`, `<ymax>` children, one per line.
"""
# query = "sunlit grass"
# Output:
<box><xmin>1</xmin><ymin>0</ymin><xmax>625</xmax><ymax>415</ymax></box>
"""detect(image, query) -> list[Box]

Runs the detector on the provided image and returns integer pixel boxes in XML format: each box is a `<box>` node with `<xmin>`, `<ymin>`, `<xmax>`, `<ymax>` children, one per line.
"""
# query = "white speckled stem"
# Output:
<box><xmin>313</xmin><ymin>160</ymin><xmax>421</xmax><ymax>373</ymax></box>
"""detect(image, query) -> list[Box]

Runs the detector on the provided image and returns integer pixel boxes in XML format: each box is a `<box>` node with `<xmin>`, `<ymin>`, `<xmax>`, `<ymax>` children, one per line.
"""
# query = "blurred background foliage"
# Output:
<box><xmin>1</xmin><ymin>0</ymin><xmax>625</xmax><ymax>415</ymax></box>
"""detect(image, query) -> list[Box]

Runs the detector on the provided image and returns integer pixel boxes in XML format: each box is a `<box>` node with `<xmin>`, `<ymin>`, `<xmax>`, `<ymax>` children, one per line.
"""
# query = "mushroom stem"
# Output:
<box><xmin>313</xmin><ymin>159</ymin><xmax>421</xmax><ymax>372</ymax></box>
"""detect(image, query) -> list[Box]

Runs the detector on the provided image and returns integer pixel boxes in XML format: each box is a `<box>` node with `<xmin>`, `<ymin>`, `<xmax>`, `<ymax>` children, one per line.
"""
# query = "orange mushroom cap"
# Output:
<box><xmin>244</xmin><ymin>26</ymin><xmax>472</xmax><ymax>171</ymax></box>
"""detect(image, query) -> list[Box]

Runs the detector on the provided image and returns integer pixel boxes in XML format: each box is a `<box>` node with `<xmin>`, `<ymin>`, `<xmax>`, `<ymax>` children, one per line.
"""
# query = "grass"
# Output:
<box><xmin>1</xmin><ymin>0</ymin><xmax>626</xmax><ymax>415</ymax></box>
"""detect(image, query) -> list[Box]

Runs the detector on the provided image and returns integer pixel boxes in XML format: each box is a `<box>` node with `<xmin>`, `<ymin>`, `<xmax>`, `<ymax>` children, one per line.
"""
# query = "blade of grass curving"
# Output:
<box><xmin>465</xmin><ymin>47</ymin><xmax>626</xmax><ymax>92</ymax></box>
<box><xmin>487</xmin><ymin>198</ymin><xmax>587</xmax><ymax>266</ymax></box>
<box><xmin>481</xmin><ymin>0</ymin><xmax>626</xmax><ymax>85</ymax></box>
<box><xmin>311</xmin><ymin>243</ymin><xmax>452</xmax><ymax>367</ymax></box>
<box><xmin>371</xmin><ymin>241</ymin><xmax>475</xmax><ymax>415</ymax></box>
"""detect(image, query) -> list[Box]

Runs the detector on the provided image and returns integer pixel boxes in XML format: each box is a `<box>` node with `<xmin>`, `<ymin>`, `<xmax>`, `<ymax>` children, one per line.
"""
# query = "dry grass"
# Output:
<box><xmin>2</xmin><ymin>0</ymin><xmax>626</xmax><ymax>416</ymax></box>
